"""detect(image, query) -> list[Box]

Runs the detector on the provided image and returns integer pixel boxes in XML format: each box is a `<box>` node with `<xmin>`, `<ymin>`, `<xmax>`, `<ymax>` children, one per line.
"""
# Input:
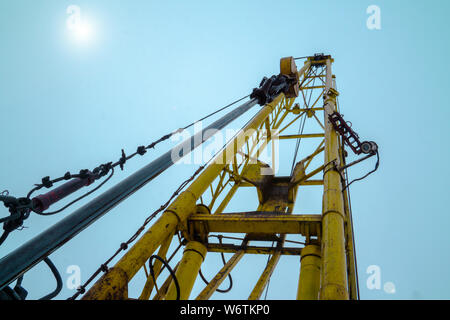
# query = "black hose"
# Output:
<box><xmin>198</xmin><ymin>236</ymin><xmax>233</xmax><ymax>293</ymax></box>
<box><xmin>38</xmin><ymin>257</ymin><xmax>63</xmax><ymax>300</ymax></box>
<box><xmin>2</xmin><ymin>286</ymin><xmax>21</xmax><ymax>300</ymax></box>
<box><xmin>343</xmin><ymin>151</ymin><xmax>380</xmax><ymax>191</ymax></box>
<box><xmin>199</xmin><ymin>267</ymin><xmax>233</xmax><ymax>294</ymax></box>
<box><xmin>149</xmin><ymin>255</ymin><xmax>180</xmax><ymax>300</ymax></box>
<box><xmin>0</xmin><ymin>230</ymin><xmax>9</xmax><ymax>247</ymax></box>
<box><xmin>0</xmin><ymin>257</ymin><xmax>62</xmax><ymax>300</ymax></box>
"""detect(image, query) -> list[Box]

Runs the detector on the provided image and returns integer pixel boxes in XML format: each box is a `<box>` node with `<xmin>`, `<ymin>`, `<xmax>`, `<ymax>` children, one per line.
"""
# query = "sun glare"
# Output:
<box><xmin>66</xmin><ymin>5</ymin><xmax>94</xmax><ymax>45</ymax></box>
<box><xmin>72</xmin><ymin>22</ymin><xmax>93</xmax><ymax>43</ymax></box>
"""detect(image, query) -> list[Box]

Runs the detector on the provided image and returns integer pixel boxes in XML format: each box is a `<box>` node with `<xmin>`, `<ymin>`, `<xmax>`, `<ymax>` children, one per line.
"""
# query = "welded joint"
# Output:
<box><xmin>322</xmin><ymin>209</ymin><xmax>345</xmax><ymax>221</ymax></box>
<box><xmin>164</xmin><ymin>190</ymin><xmax>198</xmax><ymax>237</ymax></box>
<box><xmin>183</xmin><ymin>248</ymin><xmax>206</xmax><ymax>262</ymax></box>
<box><xmin>323</xmin><ymin>159</ymin><xmax>340</xmax><ymax>176</ymax></box>
<box><xmin>300</xmin><ymin>244</ymin><xmax>321</xmax><ymax>262</ymax></box>
<box><xmin>322</xmin><ymin>88</ymin><xmax>339</xmax><ymax>107</ymax></box>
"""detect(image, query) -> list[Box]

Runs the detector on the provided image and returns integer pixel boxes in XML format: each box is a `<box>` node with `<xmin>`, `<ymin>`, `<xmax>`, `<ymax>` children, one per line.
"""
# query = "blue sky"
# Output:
<box><xmin>0</xmin><ymin>0</ymin><xmax>449</xmax><ymax>300</ymax></box>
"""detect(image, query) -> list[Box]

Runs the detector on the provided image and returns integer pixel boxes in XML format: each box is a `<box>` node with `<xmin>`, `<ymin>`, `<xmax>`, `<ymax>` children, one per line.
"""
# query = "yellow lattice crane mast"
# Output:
<box><xmin>79</xmin><ymin>54</ymin><xmax>361</xmax><ymax>300</ymax></box>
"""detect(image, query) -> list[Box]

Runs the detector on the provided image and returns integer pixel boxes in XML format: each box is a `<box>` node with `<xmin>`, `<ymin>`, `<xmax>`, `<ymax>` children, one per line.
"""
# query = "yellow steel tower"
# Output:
<box><xmin>82</xmin><ymin>55</ymin><xmax>359</xmax><ymax>300</ymax></box>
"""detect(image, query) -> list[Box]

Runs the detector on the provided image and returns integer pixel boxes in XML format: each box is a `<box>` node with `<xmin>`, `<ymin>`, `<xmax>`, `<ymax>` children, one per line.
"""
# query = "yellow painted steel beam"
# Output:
<box><xmin>297</xmin><ymin>108</ymin><xmax>324</xmax><ymax>112</ymax></box>
<box><xmin>165</xmin><ymin>241</ymin><xmax>207</xmax><ymax>300</ymax></box>
<box><xmin>188</xmin><ymin>214</ymin><xmax>321</xmax><ymax>236</ymax></box>
<box><xmin>195</xmin><ymin>250</ymin><xmax>245</xmax><ymax>300</ymax></box>
<box><xmin>274</xmin><ymin>108</ymin><xmax>290</xmax><ymax>128</ymax></box>
<box><xmin>301</xmin><ymin>73</ymin><xmax>319</xmax><ymax>88</ymax></box>
<box><xmin>293</xmin><ymin>163</ymin><xmax>326</xmax><ymax>188</ymax></box>
<box><xmin>297</xmin><ymin>61</ymin><xmax>312</xmax><ymax>79</ymax></box>
<box><xmin>248</xmin><ymin>249</ymin><xmax>282</xmax><ymax>300</ymax></box>
<box><xmin>213</xmin><ymin>182</ymin><xmax>240</xmax><ymax>214</ymax></box>
<box><xmin>278</xmin><ymin>133</ymin><xmax>325</xmax><ymax>139</ymax></box>
<box><xmin>319</xmin><ymin>58</ymin><xmax>349</xmax><ymax>300</ymax></box>
<box><xmin>313</xmin><ymin>113</ymin><xmax>325</xmax><ymax>130</ymax></box>
<box><xmin>213</xmin><ymin>93</ymin><xmax>302</xmax><ymax>215</ymax></box>
<box><xmin>266</xmin><ymin>97</ymin><xmax>284</xmax><ymax>124</ymax></box>
<box><xmin>300</xmin><ymin>180</ymin><xmax>324</xmax><ymax>186</ymax></box>
<box><xmin>208</xmin><ymin>170</ymin><xmax>227</xmax><ymax>210</ymax></box>
<box><xmin>306</xmin><ymin>89</ymin><xmax>326</xmax><ymax>110</ymax></box>
<box><xmin>278</xmin><ymin>112</ymin><xmax>306</xmax><ymax>134</ymax></box>
<box><xmin>306</xmin><ymin>75</ymin><xmax>326</xmax><ymax>79</ymax></box>
<box><xmin>307</xmin><ymin>56</ymin><xmax>333</xmax><ymax>66</ymax></box>
<box><xmin>207</xmin><ymin>243</ymin><xmax>302</xmax><ymax>256</ymax></box>
<box><xmin>297</xmin><ymin>244</ymin><xmax>321</xmax><ymax>300</ymax></box>
<box><xmin>302</xmin><ymin>85</ymin><xmax>326</xmax><ymax>90</ymax></box>
<box><xmin>304</xmin><ymin>141</ymin><xmax>325</xmax><ymax>170</ymax></box>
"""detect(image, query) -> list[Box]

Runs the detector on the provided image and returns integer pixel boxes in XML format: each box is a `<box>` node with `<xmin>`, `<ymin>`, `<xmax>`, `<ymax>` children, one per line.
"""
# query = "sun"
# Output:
<box><xmin>72</xmin><ymin>22</ymin><xmax>93</xmax><ymax>43</ymax></box>
<box><xmin>66</xmin><ymin>5</ymin><xmax>94</xmax><ymax>45</ymax></box>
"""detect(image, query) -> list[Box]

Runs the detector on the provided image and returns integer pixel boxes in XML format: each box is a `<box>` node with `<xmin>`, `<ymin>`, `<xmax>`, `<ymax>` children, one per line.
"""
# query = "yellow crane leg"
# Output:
<box><xmin>319</xmin><ymin>58</ymin><xmax>349</xmax><ymax>300</ymax></box>
<box><xmin>165</xmin><ymin>241</ymin><xmax>207</xmax><ymax>300</ymax></box>
<box><xmin>297</xmin><ymin>244</ymin><xmax>321</xmax><ymax>300</ymax></box>
<box><xmin>82</xmin><ymin>95</ymin><xmax>281</xmax><ymax>300</ymax></box>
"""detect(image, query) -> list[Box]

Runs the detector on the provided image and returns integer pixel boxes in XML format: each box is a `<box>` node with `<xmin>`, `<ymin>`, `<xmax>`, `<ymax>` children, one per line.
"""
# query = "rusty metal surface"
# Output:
<box><xmin>328</xmin><ymin>111</ymin><xmax>364</xmax><ymax>155</ymax></box>
<box><xmin>207</xmin><ymin>243</ymin><xmax>302</xmax><ymax>256</ymax></box>
<box><xmin>188</xmin><ymin>213</ymin><xmax>322</xmax><ymax>237</ymax></box>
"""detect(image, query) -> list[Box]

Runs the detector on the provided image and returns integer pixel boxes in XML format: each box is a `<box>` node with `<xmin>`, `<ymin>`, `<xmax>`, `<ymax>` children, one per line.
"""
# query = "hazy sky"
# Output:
<box><xmin>0</xmin><ymin>0</ymin><xmax>449</xmax><ymax>300</ymax></box>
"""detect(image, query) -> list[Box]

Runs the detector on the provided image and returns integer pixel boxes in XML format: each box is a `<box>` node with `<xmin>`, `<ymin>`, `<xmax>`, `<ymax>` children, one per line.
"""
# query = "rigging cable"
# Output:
<box><xmin>343</xmin><ymin>164</ymin><xmax>361</xmax><ymax>300</ymax></box>
<box><xmin>336</xmin><ymin>91</ymin><xmax>361</xmax><ymax>300</ymax></box>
